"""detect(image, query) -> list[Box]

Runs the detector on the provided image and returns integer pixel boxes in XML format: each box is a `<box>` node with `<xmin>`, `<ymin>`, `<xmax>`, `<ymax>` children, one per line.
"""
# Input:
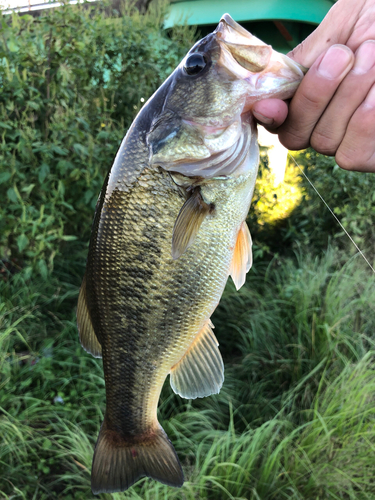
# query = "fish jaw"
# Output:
<box><xmin>216</xmin><ymin>13</ymin><xmax>307</xmax><ymax>104</ymax></box>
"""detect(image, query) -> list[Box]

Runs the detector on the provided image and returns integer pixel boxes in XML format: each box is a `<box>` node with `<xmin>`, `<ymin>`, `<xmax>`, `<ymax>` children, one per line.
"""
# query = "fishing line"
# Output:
<box><xmin>288</xmin><ymin>152</ymin><xmax>375</xmax><ymax>274</ymax></box>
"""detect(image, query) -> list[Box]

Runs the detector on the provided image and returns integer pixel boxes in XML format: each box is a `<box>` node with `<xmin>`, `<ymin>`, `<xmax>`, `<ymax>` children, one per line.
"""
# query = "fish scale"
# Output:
<box><xmin>77</xmin><ymin>13</ymin><xmax>305</xmax><ymax>494</ymax></box>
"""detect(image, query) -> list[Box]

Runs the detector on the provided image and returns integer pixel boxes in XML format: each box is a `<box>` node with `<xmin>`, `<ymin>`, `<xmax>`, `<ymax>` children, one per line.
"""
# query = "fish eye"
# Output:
<box><xmin>184</xmin><ymin>53</ymin><xmax>207</xmax><ymax>76</ymax></box>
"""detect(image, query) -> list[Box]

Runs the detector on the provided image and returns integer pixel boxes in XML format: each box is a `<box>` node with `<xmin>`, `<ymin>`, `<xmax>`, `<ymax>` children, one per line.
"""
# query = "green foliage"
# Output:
<box><xmin>214</xmin><ymin>249</ymin><xmax>375</xmax><ymax>424</ymax></box>
<box><xmin>1</xmin><ymin>250</ymin><xmax>375</xmax><ymax>499</ymax></box>
<box><xmin>281</xmin><ymin>150</ymin><xmax>375</xmax><ymax>253</ymax></box>
<box><xmin>1</xmin><ymin>3</ymin><xmax>375</xmax><ymax>500</ymax></box>
<box><xmin>247</xmin><ymin>149</ymin><xmax>375</xmax><ymax>264</ymax></box>
<box><xmin>0</xmin><ymin>2</ymin><xmax>194</xmax><ymax>276</ymax></box>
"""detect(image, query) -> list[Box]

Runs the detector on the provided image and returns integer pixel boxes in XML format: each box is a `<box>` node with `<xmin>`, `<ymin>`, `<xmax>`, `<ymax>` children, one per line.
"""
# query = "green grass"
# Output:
<box><xmin>1</xmin><ymin>247</ymin><xmax>374</xmax><ymax>499</ymax></box>
<box><xmin>0</xmin><ymin>2</ymin><xmax>374</xmax><ymax>499</ymax></box>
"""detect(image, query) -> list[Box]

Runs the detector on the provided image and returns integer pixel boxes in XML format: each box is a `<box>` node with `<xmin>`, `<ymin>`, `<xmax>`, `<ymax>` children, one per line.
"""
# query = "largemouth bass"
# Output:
<box><xmin>77</xmin><ymin>14</ymin><xmax>305</xmax><ymax>494</ymax></box>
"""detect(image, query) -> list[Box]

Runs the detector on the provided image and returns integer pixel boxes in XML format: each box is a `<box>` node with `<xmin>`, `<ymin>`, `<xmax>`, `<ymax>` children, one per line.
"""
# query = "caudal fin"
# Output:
<box><xmin>91</xmin><ymin>416</ymin><xmax>184</xmax><ymax>494</ymax></box>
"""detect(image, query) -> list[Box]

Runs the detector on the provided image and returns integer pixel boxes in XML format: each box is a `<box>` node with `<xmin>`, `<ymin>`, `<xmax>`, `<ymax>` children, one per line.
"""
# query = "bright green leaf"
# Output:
<box><xmin>38</xmin><ymin>259</ymin><xmax>48</xmax><ymax>280</ymax></box>
<box><xmin>17</xmin><ymin>233</ymin><xmax>29</xmax><ymax>252</ymax></box>
<box><xmin>7</xmin><ymin>187</ymin><xmax>18</xmax><ymax>203</ymax></box>
<box><xmin>21</xmin><ymin>184</ymin><xmax>35</xmax><ymax>195</ymax></box>
<box><xmin>60</xmin><ymin>235</ymin><xmax>77</xmax><ymax>241</ymax></box>
<box><xmin>38</xmin><ymin>164</ymin><xmax>50</xmax><ymax>184</ymax></box>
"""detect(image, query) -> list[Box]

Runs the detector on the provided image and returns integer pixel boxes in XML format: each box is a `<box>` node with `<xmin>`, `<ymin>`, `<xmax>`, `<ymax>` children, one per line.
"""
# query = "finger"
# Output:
<box><xmin>288</xmin><ymin>0</ymin><xmax>364</xmax><ymax>67</ymax></box>
<box><xmin>311</xmin><ymin>40</ymin><xmax>375</xmax><ymax>155</ymax></box>
<box><xmin>278</xmin><ymin>45</ymin><xmax>354</xmax><ymax>150</ymax></box>
<box><xmin>335</xmin><ymin>83</ymin><xmax>375</xmax><ymax>172</ymax></box>
<box><xmin>252</xmin><ymin>99</ymin><xmax>288</xmax><ymax>130</ymax></box>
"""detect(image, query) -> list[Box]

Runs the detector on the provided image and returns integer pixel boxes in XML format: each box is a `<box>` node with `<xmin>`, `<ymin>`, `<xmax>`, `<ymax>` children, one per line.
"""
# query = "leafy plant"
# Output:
<box><xmin>281</xmin><ymin>150</ymin><xmax>375</xmax><ymax>254</ymax></box>
<box><xmin>0</xmin><ymin>1</ymin><xmax>195</xmax><ymax>276</ymax></box>
<box><xmin>1</xmin><ymin>3</ymin><xmax>374</xmax><ymax>499</ymax></box>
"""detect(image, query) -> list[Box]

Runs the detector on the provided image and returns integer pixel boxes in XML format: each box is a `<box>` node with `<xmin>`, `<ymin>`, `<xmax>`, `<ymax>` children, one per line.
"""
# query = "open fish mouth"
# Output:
<box><xmin>216</xmin><ymin>14</ymin><xmax>307</xmax><ymax>97</ymax></box>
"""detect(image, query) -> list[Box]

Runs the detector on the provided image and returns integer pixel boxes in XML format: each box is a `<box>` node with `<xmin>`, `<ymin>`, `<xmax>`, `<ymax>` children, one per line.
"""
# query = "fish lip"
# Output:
<box><xmin>280</xmin><ymin>52</ymin><xmax>308</xmax><ymax>78</ymax></box>
<box><xmin>215</xmin><ymin>13</ymin><xmax>269</xmax><ymax>48</ymax></box>
<box><xmin>216</xmin><ymin>13</ymin><xmax>255</xmax><ymax>42</ymax></box>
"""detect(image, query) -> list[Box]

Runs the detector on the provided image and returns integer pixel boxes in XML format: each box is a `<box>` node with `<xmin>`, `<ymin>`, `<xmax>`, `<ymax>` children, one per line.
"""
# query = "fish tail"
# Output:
<box><xmin>91</xmin><ymin>415</ymin><xmax>184</xmax><ymax>494</ymax></box>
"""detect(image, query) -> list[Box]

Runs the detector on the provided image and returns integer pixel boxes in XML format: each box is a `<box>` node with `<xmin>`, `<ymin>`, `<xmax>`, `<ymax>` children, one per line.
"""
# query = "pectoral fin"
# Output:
<box><xmin>230</xmin><ymin>221</ymin><xmax>253</xmax><ymax>290</ymax></box>
<box><xmin>170</xmin><ymin>320</ymin><xmax>224</xmax><ymax>399</ymax></box>
<box><xmin>77</xmin><ymin>275</ymin><xmax>102</xmax><ymax>358</ymax></box>
<box><xmin>171</xmin><ymin>188</ymin><xmax>212</xmax><ymax>260</ymax></box>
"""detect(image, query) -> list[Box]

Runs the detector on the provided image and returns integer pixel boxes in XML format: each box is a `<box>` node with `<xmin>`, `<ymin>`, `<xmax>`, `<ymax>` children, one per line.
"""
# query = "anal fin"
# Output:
<box><xmin>230</xmin><ymin>220</ymin><xmax>253</xmax><ymax>291</ymax></box>
<box><xmin>170</xmin><ymin>320</ymin><xmax>224</xmax><ymax>399</ymax></box>
<box><xmin>77</xmin><ymin>274</ymin><xmax>102</xmax><ymax>358</ymax></box>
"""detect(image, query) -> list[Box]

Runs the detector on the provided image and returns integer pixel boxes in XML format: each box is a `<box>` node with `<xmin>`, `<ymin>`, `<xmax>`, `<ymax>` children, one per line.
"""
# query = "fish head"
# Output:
<box><xmin>147</xmin><ymin>14</ymin><xmax>306</xmax><ymax>178</ymax></box>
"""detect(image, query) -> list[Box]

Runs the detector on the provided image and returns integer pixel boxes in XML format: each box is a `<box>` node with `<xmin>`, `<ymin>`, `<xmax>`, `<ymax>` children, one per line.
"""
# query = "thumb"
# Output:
<box><xmin>287</xmin><ymin>0</ymin><xmax>363</xmax><ymax>67</ymax></box>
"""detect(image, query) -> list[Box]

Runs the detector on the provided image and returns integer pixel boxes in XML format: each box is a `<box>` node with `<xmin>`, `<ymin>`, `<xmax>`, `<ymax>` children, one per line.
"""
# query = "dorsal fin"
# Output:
<box><xmin>230</xmin><ymin>220</ymin><xmax>253</xmax><ymax>290</ymax></box>
<box><xmin>170</xmin><ymin>320</ymin><xmax>224</xmax><ymax>399</ymax></box>
<box><xmin>171</xmin><ymin>188</ymin><xmax>212</xmax><ymax>260</ymax></box>
<box><xmin>77</xmin><ymin>275</ymin><xmax>102</xmax><ymax>358</ymax></box>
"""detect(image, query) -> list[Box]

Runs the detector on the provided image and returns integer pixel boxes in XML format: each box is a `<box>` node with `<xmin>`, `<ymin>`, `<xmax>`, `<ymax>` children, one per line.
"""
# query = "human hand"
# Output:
<box><xmin>253</xmin><ymin>0</ymin><xmax>375</xmax><ymax>172</ymax></box>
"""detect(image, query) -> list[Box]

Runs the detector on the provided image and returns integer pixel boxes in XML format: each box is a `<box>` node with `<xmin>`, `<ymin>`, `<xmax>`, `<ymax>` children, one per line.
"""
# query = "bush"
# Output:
<box><xmin>1</xmin><ymin>4</ymin><xmax>375</xmax><ymax>499</ymax></box>
<box><xmin>278</xmin><ymin>150</ymin><xmax>375</xmax><ymax>255</ymax></box>
<box><xmin>0</xmin><ymin>2</ymin><xmax>195</xmax><ymax>277</ymax></box>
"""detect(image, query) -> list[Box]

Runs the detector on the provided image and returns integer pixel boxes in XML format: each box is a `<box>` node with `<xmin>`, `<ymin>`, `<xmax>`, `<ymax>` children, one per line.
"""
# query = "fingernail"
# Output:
<box><xmin>364</xmin><ymin>83</ymin><xmax>375</xmax><ymax>108</ymax></box>
<box><xmin>253</xmin><ymin>111</ymin><xmax>274</xmax><ymax>126</ymax></box>
<box><xmin>317</xmin><ymin>45</ymin><xmax>353</xmax><ymax>79</ymax></box>
<box><xmin>353</xmin><ymin>41</ymin><xmax>375</xmax><ymax>75</ymax></box>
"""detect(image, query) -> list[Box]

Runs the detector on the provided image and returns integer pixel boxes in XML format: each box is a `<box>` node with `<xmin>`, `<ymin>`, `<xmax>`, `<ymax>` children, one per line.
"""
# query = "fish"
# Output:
<box><xmin>76</xmin><ymin>13</ymin><xmax>305</xmax><ymax>495</ymax></box>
